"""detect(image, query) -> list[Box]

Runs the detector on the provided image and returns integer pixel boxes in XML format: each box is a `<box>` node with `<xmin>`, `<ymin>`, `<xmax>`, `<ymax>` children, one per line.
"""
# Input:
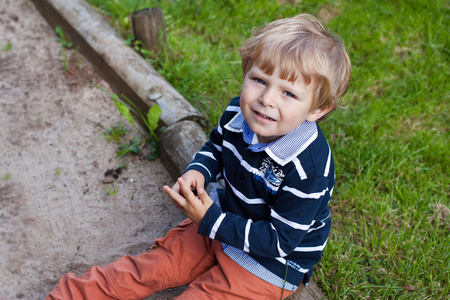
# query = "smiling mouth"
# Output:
<box><xmin>256</xmin><ymin>111</ymin><xmax>276</xmax><ymax>121</ymax></box>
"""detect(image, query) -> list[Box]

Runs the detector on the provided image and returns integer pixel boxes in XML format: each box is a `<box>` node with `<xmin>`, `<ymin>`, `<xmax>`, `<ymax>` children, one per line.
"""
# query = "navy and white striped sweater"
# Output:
<box><xmin>185</xmin><ymin>97</ymin><xmax>334</xmax><ymax>289</ymax></box>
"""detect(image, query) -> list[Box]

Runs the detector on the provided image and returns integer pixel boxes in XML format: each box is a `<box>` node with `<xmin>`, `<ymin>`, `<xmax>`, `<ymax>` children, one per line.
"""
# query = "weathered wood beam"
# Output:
<box><xmin>32</xmin><ymin>0</ymin><xmax>203</xmax><ymax>129</ymax></box>
<box><xmin>131</xmin><ymin>7</ymin><xmax>167</xmax><ymax>55</ymax></box>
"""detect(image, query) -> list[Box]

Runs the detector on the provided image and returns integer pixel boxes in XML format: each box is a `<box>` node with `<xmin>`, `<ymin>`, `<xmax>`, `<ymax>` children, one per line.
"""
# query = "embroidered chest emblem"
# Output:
<box><xmin>255</xmin><ymin>157</ymin><xmax>285</xmax><ymax>194</ymax></box>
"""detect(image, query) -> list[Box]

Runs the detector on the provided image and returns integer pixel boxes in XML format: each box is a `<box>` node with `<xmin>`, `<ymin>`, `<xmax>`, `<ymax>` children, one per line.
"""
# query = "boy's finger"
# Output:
<box><xmin>197</xmin><ymin>188</ymin><xmax>213</xmax><ymax>206</ymax></box>
<box><xmin>194</xmin><ymin>180</ymin><xmax>205</xmax><ymax>192</ymax></box>
<box><xmin>163</xmin><ymin>185</ymin><xmax>186</xmax><ymax>207</ymax></box>
<box><xmin>170</xmin><ymin>181</ymin><xmax>181</xmax><ymax>194</ymax></box>
<box><xmin>177</xmin><ymin>178</ymin><xmax>196</xmax><ymax>200</ymax></box>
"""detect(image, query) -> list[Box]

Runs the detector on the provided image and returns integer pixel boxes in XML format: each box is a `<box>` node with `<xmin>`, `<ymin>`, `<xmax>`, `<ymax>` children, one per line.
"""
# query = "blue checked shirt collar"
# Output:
<box><xmin>224</xmin><ymin>110</ymin><xmax>318</xmax><ymax>166</ymax></box>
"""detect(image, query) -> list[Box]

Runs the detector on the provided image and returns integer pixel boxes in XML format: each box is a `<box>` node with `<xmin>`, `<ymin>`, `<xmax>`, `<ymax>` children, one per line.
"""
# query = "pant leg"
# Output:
<box><xmin>47</xmin><ymin>219</ymin><xmax>218</xmax><ymax>300</ymax></box>
<box><xmin>45</xmin><ymin>265</ymin><xmax>123</xmax><ymax>300</ymax></box>
<box><xmin>176</xmin><ymin>241</ymin><xmax>297</xmax><ymax>300</ymax></box>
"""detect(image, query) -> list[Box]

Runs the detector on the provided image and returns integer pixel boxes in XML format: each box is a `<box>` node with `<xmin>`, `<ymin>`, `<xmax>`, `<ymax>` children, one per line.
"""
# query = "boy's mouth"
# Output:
<box><xmin>256</xmin><ymin>111</ymin><xmax>276</xmax><ymax>121</ymax></box>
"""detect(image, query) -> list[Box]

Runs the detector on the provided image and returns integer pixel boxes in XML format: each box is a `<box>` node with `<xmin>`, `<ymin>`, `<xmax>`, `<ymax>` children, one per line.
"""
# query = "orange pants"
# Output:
<box><xmin>47</xmin><ymin>219</ymin><xmax>296</xmax><ymax>300</ymax></box>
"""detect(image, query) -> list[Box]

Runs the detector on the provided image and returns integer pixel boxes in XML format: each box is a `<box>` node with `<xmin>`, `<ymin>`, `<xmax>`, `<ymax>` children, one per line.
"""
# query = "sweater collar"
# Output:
<box><xmin>224</xmin><ymin>110</ymin><xmax>318</xmax><ymax>166</ymax></box>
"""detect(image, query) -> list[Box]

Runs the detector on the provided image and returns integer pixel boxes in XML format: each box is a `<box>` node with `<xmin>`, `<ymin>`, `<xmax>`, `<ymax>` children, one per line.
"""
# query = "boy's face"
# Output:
<box><xmin>240</xmin><ymin>62</ymin><xmax>327</xmax><ymax>144</ymax></box>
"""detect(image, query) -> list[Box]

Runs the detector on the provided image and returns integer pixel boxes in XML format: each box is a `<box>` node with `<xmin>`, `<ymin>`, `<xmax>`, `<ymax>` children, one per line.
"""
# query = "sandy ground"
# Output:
<box><xmin>0</xmin><ymin>0</ymin><xmax>186</xmax><ymax>299</ymax></box>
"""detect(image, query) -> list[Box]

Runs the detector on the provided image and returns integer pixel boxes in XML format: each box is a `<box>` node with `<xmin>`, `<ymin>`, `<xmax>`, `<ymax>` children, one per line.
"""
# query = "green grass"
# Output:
<box><xmin>103</xmin><ymin>122</ymin><xmax>128</xmax><ymax>142</ymax></box>
<box><xmin>86</xmin><ymin>0</ymin><xmax>449</xmax><ymax>298</ymax></box>
<box><xmin>54</xmin><ymin>167</ymin><xmax>63</xmax><ymax>176</ymax></box>
<box><xmin>1</xmin><ymin>43</ymin><xmax>12</xmax><ymax>51</ymax></box>
<box><xmin>104</xmin><ymin>184</ymin><xmax>120</xmax><ymax>196</ymax></box>
<box><xmin>1</xmin><ymin>173</ymin><xmax>12</xmax><ymax>180</ymax></box>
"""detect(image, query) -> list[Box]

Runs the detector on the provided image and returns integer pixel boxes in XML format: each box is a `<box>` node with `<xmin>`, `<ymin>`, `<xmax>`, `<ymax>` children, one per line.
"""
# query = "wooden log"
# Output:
<box><xmin>287</xmin><ymin>280</ymin><xmax>328</xmax><ymax>300</ymax></box>
<box><xmin>159</xmin><ymin>120</ymin><xmax>208</xmax><ymax>180</ymax></box>
<box><xmin>32</xmin><ymin>0</ymin><xmax>203</xmax><ymax>128</ymax></box>
<box><xmin>131</xmin><ymin>7</ymin><xmax>167</xmax><ymax>55</ymax></box>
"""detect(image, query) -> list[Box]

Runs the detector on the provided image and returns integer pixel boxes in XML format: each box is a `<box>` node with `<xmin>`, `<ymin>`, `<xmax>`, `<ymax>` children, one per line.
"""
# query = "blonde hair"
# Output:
<box><xmin>240</xmin><ymin>14</ymin><xmax>351</xmax><ymax>121</ymax></box>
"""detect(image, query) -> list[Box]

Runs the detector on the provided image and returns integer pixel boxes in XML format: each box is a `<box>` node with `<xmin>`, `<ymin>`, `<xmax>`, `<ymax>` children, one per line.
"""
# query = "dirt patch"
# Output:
<box><xmin>0</xmin><ymin>1</ymin><xmax>185</xmax><ymax>299</ymax></box>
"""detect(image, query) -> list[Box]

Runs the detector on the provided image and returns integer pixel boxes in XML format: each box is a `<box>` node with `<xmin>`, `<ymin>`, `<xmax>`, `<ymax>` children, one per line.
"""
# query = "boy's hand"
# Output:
<box><xmin>170</xmin><ymin>170</ymin><xmax>205</xmax><ymax>196</ymax></box>
<box><xmin>163</xmin><ymin>177</ymin><xmax>213</xmax><ymax>224</ymax></box>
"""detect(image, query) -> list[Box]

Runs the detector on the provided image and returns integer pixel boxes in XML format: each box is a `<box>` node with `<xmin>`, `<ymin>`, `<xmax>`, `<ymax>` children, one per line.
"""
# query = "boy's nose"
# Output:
<box><xmin>258</xmin><ymin>90</ymin><xmax>276</xmax><ymax>107</ymax></box>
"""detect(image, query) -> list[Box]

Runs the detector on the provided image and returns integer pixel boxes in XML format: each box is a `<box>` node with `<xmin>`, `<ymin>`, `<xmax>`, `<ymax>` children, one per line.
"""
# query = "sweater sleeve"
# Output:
<box><xmin>198</xmin><ymin>150</ymin><xmax>333</xmax><ymax>259</ymax></box>
<box><xmin>184</xmin><ymin>98</ymin><xmax>240</xmax><ymax>185</ymax></box>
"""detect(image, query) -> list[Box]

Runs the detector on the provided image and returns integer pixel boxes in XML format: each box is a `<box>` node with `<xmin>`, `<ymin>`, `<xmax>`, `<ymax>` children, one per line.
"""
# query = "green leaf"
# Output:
<box><xmin>129</xmin><ymin>136</ymin><xmax>141</xmax><ymax>145</ymax></box>
<box><xmin>113</xmin><ymin>96</ymin><xmax>135</xmax><ymax>127</ymax></box>
<box><xmin>116</xmin><ymin>144</ymin><xmax>131</xmax><ymax>157</ymax></box>
<box><xmin>147</xmin><ymin>104</ymin><xmax>162</xmax><ymax>133</ymax></box>
<box><xmin>55</xmin><ymin>26</ymin><xmax>65</xmax><ymax>39</ymax></box>
<box><xmin>2</xmin><ymin>43</ymin><xmax>12</xmax><ymax>51</ymax></box>
<box><xmin>116</xmin><ymin>137</ymin><xmax>142</xmax><ymax>157</ymax></box>
<box><xmin>129</xmin><ymin>137</ymin><xmax>142</xmax><ymax>154</ymax></box>
<box><xmin>130</xmin><ymin>146</ymin><xmax>141</xmax><ymax>153</ymax></box>
<box><xmin>55</xmin><ymin>26</ymin><xmax>73</xmax><ymax>48</ymax></box>
<box><xmin>124</xmin><ymin>35</ymin><xmax>134</xmax><ymax>46</ymax></box>
<box><xmin>147</xmin><ymin>141</ymin><xmax>160</xmax><ymax>160</ymax></box>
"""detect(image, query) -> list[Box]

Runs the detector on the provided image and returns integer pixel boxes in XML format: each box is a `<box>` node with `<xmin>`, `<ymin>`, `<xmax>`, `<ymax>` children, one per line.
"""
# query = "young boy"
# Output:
<box><xmin>47</xmin><ymin>13</ymin><xmax>351</xmax><ymax>299</ymax></box>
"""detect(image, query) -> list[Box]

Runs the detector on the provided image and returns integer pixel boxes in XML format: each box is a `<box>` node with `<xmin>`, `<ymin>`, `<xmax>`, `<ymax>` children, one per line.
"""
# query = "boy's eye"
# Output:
<box><xmin>284</xmin><ymin>91</ymin><xmax>297</xmax><ymax>99</ymax></box>
<box><xmin>255</xmin><ymin>78</ymin><xmax>266</xmax><ymax>85</ymax></box>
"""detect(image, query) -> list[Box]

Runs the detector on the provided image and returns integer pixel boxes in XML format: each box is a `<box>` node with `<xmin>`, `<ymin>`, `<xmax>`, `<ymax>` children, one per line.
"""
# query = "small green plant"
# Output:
<box><xmin>123</xmin><ymin>35</ymin><xmax>134</xmax><ymax>46</ymax></box>
<box><xmin>146</xmin><ymin>141</ymin><xmax>159</xmax><ymax>161</ymax></box>
<box><xmin>2</xmin><ymin>43</ymin><xmax>12</xmax><ymax>51</ymax></box>
<box><xmin>118</xmin><ymin>161</ymin><xmax>128</xmax><ymax>170</ymax></box>
<box><xmin>55</xmin><ymin>26</ymin><xmax>79</xmax><ymax>73</ymax></box>
<box><xmin>103</xmin><ymin>122</ymin><xmax>128</xmax><ymax>142</ymax></box>
<box><xmin>55</xmin><ymin>26</ymin><xmax>72</xmax><ymax>48</ymax></box>
<box><xmin>110</xmin><ymin>90</ymin><xmax>162</xmax><ymax>143</ymax></box>
<box><xmin>104</xmin><ymin>184</ymin><xmax>119</xmax><ymax>196</ymax></box>
<box><xmin>54</xmin><ymin>167</ymin><xmax>63</xmax><ymax>175</ymax></box>
<box><xmin>92</xmin><ymin>83</ymin><xmax>163</xmax><ymax>161</ymax></box>
<box><xmin>130</xmin><ymin>39</ymin><xmax>153</xmax><ymax>58</ymax></box>
<box><xmin>116</xmin><ymin>136</ymin><xmax>144</xmax><ymax>158</ymax></box>
<box><xmin>1</xmin><ymin>173</ymin><xmax>12</xmax><ymax>180</ymax></box>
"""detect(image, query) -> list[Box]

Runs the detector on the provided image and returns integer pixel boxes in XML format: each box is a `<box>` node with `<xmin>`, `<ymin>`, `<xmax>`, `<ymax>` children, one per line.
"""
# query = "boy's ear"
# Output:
<box><xmin>307</xmin><ymin>106</ymin><xmax>332</xmax><ymax>122</ymax></box>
